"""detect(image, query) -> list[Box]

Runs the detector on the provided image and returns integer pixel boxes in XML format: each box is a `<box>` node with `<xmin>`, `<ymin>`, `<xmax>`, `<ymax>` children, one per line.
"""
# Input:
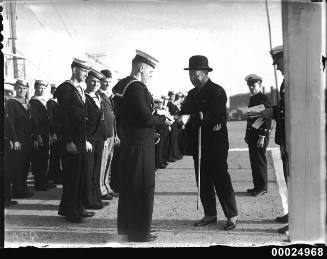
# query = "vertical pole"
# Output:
<box><xmin>282</xmin><ymin>0</ymin><xmax>326</xmax><ymax>243</ymax></box>
<box><xmin>8</xmin><ymin>0</ymin><xmax>18</xmax><ymax>79</ymax></box>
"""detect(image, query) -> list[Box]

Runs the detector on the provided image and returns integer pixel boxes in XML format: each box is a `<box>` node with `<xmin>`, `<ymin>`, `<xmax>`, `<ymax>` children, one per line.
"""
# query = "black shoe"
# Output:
<box><xmin>193</xmin><ymin>217</ymin><xmax>217</xmax><ymax>227</ymax></box>
<box><xmin>47</xmin><ymin>182</ymin><xmax>57</xmax><ymax>189</ymax></box>
<box><xmin>81</xmin><ymin>210</ymin><xmax>95</xmax><ymax>217</ymax></box>
<box><xmin>246</xmin><ymin>188</ymin><xmax>255</xmax><ymax>193</ymax></box>
<box><xmin>108</xmin><ymin>191</ymin><xmax>119</xmax><ymax>198</ymax></box>
<box><xmin>156</xmin><ymin>164</ymin><xmax>166</xmax><ymax>169</ymax></box>
<box><xmin>85</xmin><ymin>204</ymin><xmax>103</xmax><ymax>210</ymax></box>
<box><xmin>35</xmin><ymin>186</ymin><xmax>48</xmax><ymax>191</ymax></box>
<box><xmin>101</xmin><ymin>194</ymin><xmax>113</xmax><ymax>200</ymax></box>
<box><xmin>276</xmin><ymin>214</ymin><xmax>288</xmax><ymax>223</ymax></box>
<box><xmin>253</xmin><ymin>190</ymin><xmax>267</xmax><ymax>196</ymax></box>
<box><xmin>224</xmin><ymin>219</ymin><xmax>238</xmax><ymax>231</ymax></box>
<box><xmin>4</xmin><ymin>200</ymin><xmax>18</xmax><ymax>208</ymax></box>
<box><xmin>278</xmin><ymin>224</ymin><xmax>289</xmax><ymax>234</ymax></box>
<box><xmin>66</xmin><ymin>216</ymin><xmax>83</xmax><ymax>223</ymax></box>
<box><xmin>12</xmin><ymin>191</ymin><xmax>34</xmax><ymax>198</ymax></box>
<box><xmin>58</xmin><ymin>209</ymin><xmax>65</xmax><ymax>217</ymax></box>
<box><xmin>128</xmin><ymin>233</ymin><xmax>157</xmax><ymax>242</ymax></box>
<box><xmin>101</xmin><ymin>201</ymin><xmax>110</xmax><ymax>207</ymax></box>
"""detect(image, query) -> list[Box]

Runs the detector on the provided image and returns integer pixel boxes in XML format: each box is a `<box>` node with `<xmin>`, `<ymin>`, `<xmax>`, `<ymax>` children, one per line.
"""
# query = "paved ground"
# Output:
<box><xmin>4</xmin><ymin>121</ymin><xmax>290</xmax><ymax>248</ymax></box>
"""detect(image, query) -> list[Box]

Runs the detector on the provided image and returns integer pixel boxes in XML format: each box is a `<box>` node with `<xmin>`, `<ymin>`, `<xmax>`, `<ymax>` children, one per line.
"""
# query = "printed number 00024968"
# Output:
<box><xmin>271</xmin><ymin>247</ymin><xmax>324</xmax><ymax>257</ymax></box>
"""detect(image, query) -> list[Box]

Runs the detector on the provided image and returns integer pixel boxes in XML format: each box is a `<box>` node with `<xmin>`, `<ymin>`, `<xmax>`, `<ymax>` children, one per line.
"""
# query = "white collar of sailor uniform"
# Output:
<box><xmin>12</xmin><ymin>97</ymin><xmax>29</xmax><ymax>110</ymax></box>
<box><xmin>31</xmin><ymin>95</ymin><xmax>48</xmax><ymax>107</ymax></box>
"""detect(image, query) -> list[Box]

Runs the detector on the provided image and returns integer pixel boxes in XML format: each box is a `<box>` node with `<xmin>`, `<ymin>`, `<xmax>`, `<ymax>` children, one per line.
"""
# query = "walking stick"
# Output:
<box><xmin>197</xmin><ymin>112</ymin><xmax>203</xmax><ymax>210</ymax></box>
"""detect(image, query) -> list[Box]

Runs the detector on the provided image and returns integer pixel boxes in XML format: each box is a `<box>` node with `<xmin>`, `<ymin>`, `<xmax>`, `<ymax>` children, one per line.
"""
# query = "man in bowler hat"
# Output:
<box><xmin>177</xmin><ymin>55</ymin><xmax>238</xmax><ymax>230</ymax></box>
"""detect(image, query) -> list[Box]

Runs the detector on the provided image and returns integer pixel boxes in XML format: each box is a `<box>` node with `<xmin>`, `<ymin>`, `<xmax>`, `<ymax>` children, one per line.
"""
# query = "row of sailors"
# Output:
<box><xmin>3</xmin><ymin>66</ymin><xmax>187</xmax><ymax>214</ymax></box>
<box><xmin>3</xmin><ymin>69</ymin><xmax>119</xmax><ymax>210</ymax></box>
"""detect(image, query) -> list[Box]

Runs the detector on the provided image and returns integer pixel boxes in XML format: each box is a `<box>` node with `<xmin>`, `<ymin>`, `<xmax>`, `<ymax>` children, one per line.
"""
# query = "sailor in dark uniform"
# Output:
<box><xmin>47</xmin><ymin>84</ymin><xmax>63</xmax><ymax>184</ymax></box>
<box><xmin>83</xmin><ymin>68</ymin><xmax>109</xmax><ymax>209</ymax></box>
<box><xmin>260</xmin><ymin>45</ymin><xmax>289</xmax><ymax>234</ymax></box>
<box><xmin>30</xmin><ymin>80</ymin><xmax>54</xmax><ymax>191</ymax></box>
<box><xmin>4</xmin><ymin>94</ymin><xmax>18</xmax><ymax>207</ymax></box>
<box><xmin>244</xmin><ymin>74</ymin><xmax>272</xmax><ymax>196</ymax></box>
<box><xmin>113</xmin><ymin>50</ymin><xmax>169</xmax><ymax>242</ymax></box>
<box><xmin>56</xmin><ymin>58</ymin><xmax>95</xmax><ymax>223</ymax></box>
<box><xmin>6</xmin><ymin>79</ymin><xmax>34</xmax><ymax>198</ymax></box>
<box><xmin>177</xmin><ymin>55</ymin><xmax>238</xmax><ymax>230</ymax></box>
<box><xmin>153</xmin><ymin>98</ymin><xmax>172</xmax><ymax>169</ymax></box>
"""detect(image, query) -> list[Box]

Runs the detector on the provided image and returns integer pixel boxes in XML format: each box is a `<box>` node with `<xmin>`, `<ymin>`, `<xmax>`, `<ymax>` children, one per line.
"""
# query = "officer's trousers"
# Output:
<box><xmin>248</xmin><ymin>138</ymin><xmax>269</xmax><ymax>192</ymax></box>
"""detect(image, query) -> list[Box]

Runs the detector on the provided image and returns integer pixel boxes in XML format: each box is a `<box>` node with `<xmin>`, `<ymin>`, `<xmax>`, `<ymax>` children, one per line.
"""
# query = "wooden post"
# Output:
<box><xmin>282</xmin><ymin>0</ymin><xmax>326</xmax><ymax>243</ymax></box>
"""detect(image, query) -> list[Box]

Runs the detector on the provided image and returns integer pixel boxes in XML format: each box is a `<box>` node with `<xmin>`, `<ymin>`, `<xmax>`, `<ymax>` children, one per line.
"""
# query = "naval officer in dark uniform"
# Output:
<box><xmin>56</xmin><ymin>58</ymin><xmax>95</xmax><ymax>223</ymax></box>
<box><xmin>113</xmin><ymin>50</ymin><xmax>169</xmax><ymax>242</ymax></box>
<box><xmin>260</xmin><ymin>46</ymin><xmax>289</xmax><ymax>234</ymax></box>
<box><xmin>244</xmin><ymin>74</ymin><xmax>272</xmax><ymax>196</ymax></box>
<box><xmin>177</xmin><ymin>55</ymin><xmax>238</xmax><ymax>230</ymax></box>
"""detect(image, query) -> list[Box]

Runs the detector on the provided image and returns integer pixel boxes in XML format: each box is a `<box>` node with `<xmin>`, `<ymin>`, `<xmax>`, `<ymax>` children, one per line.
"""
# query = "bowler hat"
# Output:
<box><xmin>184</xmin><ymin>55</ymin><xmax>213</xmax><ymax>72</ymax></box>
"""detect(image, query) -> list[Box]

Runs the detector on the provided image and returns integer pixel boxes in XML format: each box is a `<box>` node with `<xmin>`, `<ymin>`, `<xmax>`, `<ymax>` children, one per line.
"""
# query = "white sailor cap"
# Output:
<box><xmin>154</xmin><ymin>98</ymin><xmax>163</xmax><ymax>104</ymax></box>
<box><xmin>34</xmin><ymin>79</ymin><xmax>48</xmax><ymax>88</ymax></box>
<box><xmin>71</xmin><ymin>58</ymin><xmax>91</xmax><ymax>70</ymax></box>
<box><xmin>133</xmin><ymin>50</ymin><xmax>159</xmax><ymax>69</ymax></box>
<box><xmin>244</xmin><ymin>74</ymin><xmax>263</xmax><ymax>84</ymax></box>
<box><xmin>88</xmin><ymin>68</ymin><xmax>104</xmax><ymax>80</ymax></box>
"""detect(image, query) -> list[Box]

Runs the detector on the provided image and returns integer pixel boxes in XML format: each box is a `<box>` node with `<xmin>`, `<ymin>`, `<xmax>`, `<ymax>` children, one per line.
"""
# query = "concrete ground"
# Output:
<box><xmin>4</xmin><ymin>121</ymin><xmax>290</xmax><ymax>248</ymax></box>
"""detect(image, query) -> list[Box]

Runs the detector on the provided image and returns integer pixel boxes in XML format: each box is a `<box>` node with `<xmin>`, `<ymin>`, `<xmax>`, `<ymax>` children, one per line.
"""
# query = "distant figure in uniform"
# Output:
<box><xmin>244</xmin><ymin>74</ymin><xmax>272</xmax><ymax>196</ymax></box>
<box><xmin>83</xmin><ymin>68</ymin><xmax>110</xmax><ymax>209</ymax></box>
<box><xmin>177</xmin><ymin>55</ymin><xmax>238</xmax><ymax>230</ymax></box>
<box><xmin>260</xmin><ymin>45</ymin><xmax>288</xmax><ymax>234</ymax></box>
<box><xmin>113</xmin><ymin>50</ymin><xmax>168</xmax><ymax>242</ymax></box>
<box><xmin>30</xmin><ymin>80</ymin><xmax>55</xmax><ymax>191</ymax></box>
<box><xmin>167</xmin><ymin>91</ymin><xmax>182</xmax><ymax>162</ymax></box>
<box><xmin>56</xmin><ymin>58</ymin><xmax>95</xmax><ymax>223</ymax></box>
<box><xmin>47</xmin><ymin>84</ymin><xmax>63</xmax><ymax>184</ymax></box>
<box><xmin>7</xmin><ymin>80</ymin><xmax>34</xmax><ymax>199</ymax></box>
<box><xmin>97</xmin><ymin>69</ymin><xmax>119</xmax><ymax>200</ymax></box>
<box><xmin>154</xmin><ymin>98</ymin><xmax>173</xmax><ymax>169</ymax></box>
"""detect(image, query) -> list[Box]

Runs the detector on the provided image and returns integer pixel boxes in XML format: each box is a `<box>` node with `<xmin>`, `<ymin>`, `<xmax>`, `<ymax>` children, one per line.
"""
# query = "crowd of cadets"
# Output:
<box><xmin>3</xmin><ymin>67</ymin><xmax>187</xmax><ymax>212</ymax></box>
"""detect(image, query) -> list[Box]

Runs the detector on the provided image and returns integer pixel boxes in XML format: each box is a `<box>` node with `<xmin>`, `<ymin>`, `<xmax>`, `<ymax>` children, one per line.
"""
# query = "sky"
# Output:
<box><xmin>3</xmin><ymin>0</ymin><xmax>283</xmax><ymax>106</ymax></box>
